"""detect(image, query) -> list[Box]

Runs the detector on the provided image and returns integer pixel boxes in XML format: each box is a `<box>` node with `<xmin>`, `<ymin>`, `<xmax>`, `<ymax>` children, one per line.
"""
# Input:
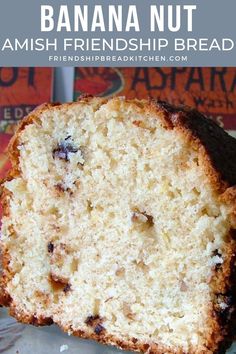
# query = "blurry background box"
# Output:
<box><xmin>0</xmin><ymin>67</ymin><xmax>53</xmax><ymax>217</ymax></box>
<box><xmin>74</xmin><ymin>67</ymin><xmax>236</xmax><ymax>137</ymax></box>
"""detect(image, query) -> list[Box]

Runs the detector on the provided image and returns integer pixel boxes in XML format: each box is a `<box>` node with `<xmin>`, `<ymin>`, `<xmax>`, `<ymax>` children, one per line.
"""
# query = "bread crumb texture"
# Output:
<box><xmin>1</xmin><ymin>97</ymin><xmax>236</xmax><ymax>354</ymax></box>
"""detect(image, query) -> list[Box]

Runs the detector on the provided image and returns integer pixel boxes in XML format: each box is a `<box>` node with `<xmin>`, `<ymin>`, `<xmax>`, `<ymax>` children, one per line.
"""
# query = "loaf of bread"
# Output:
<box><xmin>1</xmin><ymin>96</ymin><xmax>236</xmax><ymax>354</ymax></box>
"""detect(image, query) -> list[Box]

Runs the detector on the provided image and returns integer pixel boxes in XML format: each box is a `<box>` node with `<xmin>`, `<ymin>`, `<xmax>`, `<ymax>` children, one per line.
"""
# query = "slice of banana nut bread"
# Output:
<box><xmin>1</xmin><ymin>97</ymin><xmax>236</xmax><ymax>354</ymax></box>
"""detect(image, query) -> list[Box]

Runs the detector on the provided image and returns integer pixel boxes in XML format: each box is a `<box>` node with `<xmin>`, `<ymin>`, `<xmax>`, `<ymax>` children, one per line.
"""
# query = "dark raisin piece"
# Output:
<box><xmin>53</xmin><ymin>146</ymin><xmax>67</xmax><ymax>160</ymax></box>
<box><xmin>213</xmin><ymin>249</ymin><xmax>221</xmax><ymax>257</ymax></box>
<box><xmin>212</xmin><ymin>249</ymin><xmax>223</xmax><ymax>270</ymax></box>
<box><xmin>94</xmin><ymin>324</ymin><xmax>105</xmax><ymax>335</ymax></box>
<box><xmin>63</xmin><ymin>283</ymin><xmax>71</xmax><ymax>293</ymax></box>
<box><xmin>47</xmin><ymin>242</ymin><xmax>54</xmax><ymax>253</ymax></box>
<box><xmin>231</xmin><ymin>229</ymin><xmax>236</xmax><ymax>240</ymax></box>
<box><xmin>215</xmin><ymin>293</ymin><xmax>234</xmax><ymax>324</ymax></box>
<box><xmin>215</xmin><ymin>264</ymin><xmax>221</xmax><ymax>271</ymax></box>
<box><xmin>65</xmin><ymin>135</ymin><xmax>71</xmax><ymax>140</ymax></box>
<box><xmin>85</xmin><ymin>315</ymin><xmax>100</xmax><ymax>326</ymax></box>
<box><xmin>53</xmin><ymin>141</ymin><xmax>78</xmax><ymax>161</ymax></box>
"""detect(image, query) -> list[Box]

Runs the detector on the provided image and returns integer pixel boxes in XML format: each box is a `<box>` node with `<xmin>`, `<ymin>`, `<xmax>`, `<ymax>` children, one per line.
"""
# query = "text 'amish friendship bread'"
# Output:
<box><xmin>1</xmin><ymin>97</ymin><xmax>236</xmax><ymax>354</ymax></box>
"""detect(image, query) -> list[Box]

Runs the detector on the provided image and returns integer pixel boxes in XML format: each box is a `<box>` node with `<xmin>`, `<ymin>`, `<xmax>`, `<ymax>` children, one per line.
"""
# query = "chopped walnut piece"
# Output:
<box><xmin>85</xmin><ymin>315</ymin><xmax>105</xmax><ymax>335</ymax></box>
<box><xmin>85</xmin><ymin>315</ymin><xmax>100</xmax><ymax>326</ymax></box>
<box><xmin>63</xmin><ymin>283</ymin><xmax>71</xmax><ymax>293</ymax></box>
<box><xmin>123</xmin><ymin>302</ymin><xmax>136</xmax><ymax>320</ymax></box>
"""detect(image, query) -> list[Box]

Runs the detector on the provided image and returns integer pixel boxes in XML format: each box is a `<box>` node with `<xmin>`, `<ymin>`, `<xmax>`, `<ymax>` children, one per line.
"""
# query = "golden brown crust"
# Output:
<box><xmin>149</xmin><ymin>100</ymin><xmax>236</xmax><ymax>354</ymax></box>
<box><xmin>8</xmin><ymin>305</ymin><xmax>53</xmax><ymax>326</ymax></box>
<box><xmin>1</xmin><ymin>97</ymin><xmax>236</xmax><ymax>354</ymax></box>
<box><xmin>0</xmin><ymin>103</ymin><xmax>61</xmax><ymax>308</ymax></box>
<box><xmin>152</xmin><ymin>101</ymin><xmax>236</xmax><ymax>192</ymax></box>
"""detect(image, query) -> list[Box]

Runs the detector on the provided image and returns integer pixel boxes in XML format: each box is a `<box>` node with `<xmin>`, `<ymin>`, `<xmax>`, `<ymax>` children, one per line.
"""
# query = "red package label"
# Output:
<box><xmin>74</xmin><ymin>67</ymin><xmax>236</xmax><ymax>137</ymax></box>
<box><xmin>0</xmin><ymin>67</ymin><xmax>53</xmax><ymax>134</ymax></box>
<box><xmin>0</xmin><ymin>67</ymin><xmax>53</xmax><ymax>221</ymax></box>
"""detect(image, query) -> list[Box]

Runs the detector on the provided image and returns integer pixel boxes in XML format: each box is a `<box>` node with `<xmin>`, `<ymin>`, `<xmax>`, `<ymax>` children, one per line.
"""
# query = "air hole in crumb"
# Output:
<box><xmin>202</xmin><ymin>207</ymin><xmax>213</xmax><ymax>218</ymax></box>
<box><xmin>102</xmin><ymin>127</ymin><xmax>108</xmax><ymax>136</ymax></box>
<box><xmin>96</xmin><ymin>205</ymin><xmax>104</xmax><ymax>212</ymax></box>
<box><xmin>70</xmin><ymin>258</ymin><xmax>79</xmax><ymax>272</ymax></box>
<box><xmin>123</xmin><ymin>302</ymin><xmax>135</xmax><ymax>320</ymax></box>
<box><xmin>8</xmin><ymin>225</ymin><xmax>17</xmax><ymax>239</ymax></box>
<box><xmin>110</xmin><ymin>158</ymin><xmax>118</xmax><ymax>169</ymax></box>
<box><xmin>175</xmin><ymin>312</ymin><xmax>185</xmax><ymax>319</ymax></box>
<box><xmin>133</xmin><ymin>260</ymin><xmax>149</xmax><ymax>273</ymax></box>
<box><xmin>54</xmin><ymin>293</ymin><xmax>60</xmax><ymax>304</ymax></box>
<box><xmin>48</xmin><ymin>207</ymin><xmax>60</xmax><ymax>217</ymax></box>
<box><xmin>144</xmin><ymin>164</ymin><xmax>152</xmax><ymax>172</ymax></box>
<box><xmin>131</xmin><ymin>142</ymin><xmax>139</xmax><ymax>149</ymax></box>
<box><xmin>112</xmin><ymin>314</ymin><xmax>117</xmax><ymax>322</ymax></box>
<box><xmin>115</xmin><ymin>267</ymin><xmax>125</xmax><ymax>277</ymax></box>
<box><xmin>167</xmin><ymin>191</ymin><xmax>175</xmax><ymax>198</ymax></box>
<box><xmin>87</xmin><ymin>200</ymin><xmax>93</xmax><ymax>212</ymax></box>
<box><xmin>153</xmin><ymin>329</ymin><xmax>159</xmax><ymax>337</ymax></box>
<box><xmin>95</xmin><ymin>253</ymin><xmax>101</xmax><ymax>261</ymax></box>
<box><xmin>148</xmin><ymin>179</ymin><xmax>157</xmax><ymax>190</ymax></box>
<box><xmin>94</xmin><ymin>299</ymin><xmax>100</xmax><ymax>315</ymax></box>
<box><xmin>193</xmin><ymin>157</ymin><xmax>199</xmax><ymax>166</ymax></box>
<box><xmin>116</xmin><ymin>116</ymin><xmax>124</xmax><ymax>123</ymax></box>
<box><xmin>109</xmin><ymin>212</ymin><xmax>115</xmax><ymax>219</ymax></box>
<box><xmin>132</xmin><ymin>120</ymin><xmax>155</xmax><ymax>132</ymax></box>
<box><xmin>34</xmin><ymin>290</ymin><xmax>50</xmax><ymax>307</ymax></box>
<box><xmin>180</xmin><ymin>280</ymin><xmax>188</xmax><ymax>292</ymax></box>
<box><xmin>192</xmin><ymin>187</ymin><xmax>200</xmax><ymax>196</ymax></box>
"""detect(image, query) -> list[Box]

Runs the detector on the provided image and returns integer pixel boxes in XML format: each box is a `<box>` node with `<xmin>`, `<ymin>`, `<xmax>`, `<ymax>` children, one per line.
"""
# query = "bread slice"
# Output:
<box><xmin>1</xmin><ymin>96</ymin><xmax>236</xmax><ymax>354</ymax></box>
